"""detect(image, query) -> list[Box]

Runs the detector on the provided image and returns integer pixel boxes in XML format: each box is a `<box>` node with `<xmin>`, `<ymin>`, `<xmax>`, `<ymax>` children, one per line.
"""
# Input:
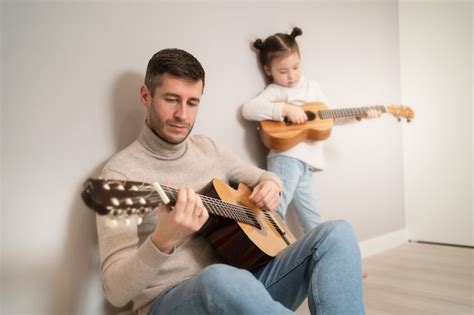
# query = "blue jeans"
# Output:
<box><xmin>149</xmin><ymin>220</ymin><xmax>365</xmax><ymax>315</ymax></box>
<box><xmin>267</xmin><ymin>155</ymin><xmax>321</xmax><ymax>233</ymax></box>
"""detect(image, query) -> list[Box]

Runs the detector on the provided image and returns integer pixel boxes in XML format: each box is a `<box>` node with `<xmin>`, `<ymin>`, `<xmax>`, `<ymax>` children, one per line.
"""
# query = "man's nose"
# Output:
<box><xmin>174</xmin><ymin>102</ymin><xmax>188</xmax><ymax>120</ymax></box>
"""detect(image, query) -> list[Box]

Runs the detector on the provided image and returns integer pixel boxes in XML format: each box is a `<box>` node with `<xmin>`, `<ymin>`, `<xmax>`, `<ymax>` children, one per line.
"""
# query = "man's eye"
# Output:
<box><xmin>188</xmin><ymin>102</ymin><xmax>199</xmax><ymax>107</ymax></box>
<box><xmin>165</xmin><ymin>98</ymin><xmax>178</xmax><ymax>104</ymax></box>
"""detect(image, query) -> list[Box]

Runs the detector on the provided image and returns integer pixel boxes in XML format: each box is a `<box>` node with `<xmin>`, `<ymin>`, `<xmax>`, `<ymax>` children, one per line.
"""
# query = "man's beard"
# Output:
<box><xmin>147</xmin><ymin>118</ymin><xmax>194</xmax><ymax>145</ymax></box>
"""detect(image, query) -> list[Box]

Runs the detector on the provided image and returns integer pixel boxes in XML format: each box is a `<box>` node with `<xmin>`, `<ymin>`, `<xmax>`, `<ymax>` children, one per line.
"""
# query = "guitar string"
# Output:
<box><xmin>99</xmin><ymin>180</ymin><xmax>284</xmax><ymax>230</ymax></box>
<box><xmin>144</xmin><ymin>194</ymin><xmax>258</xmax><ymax>226</ymax></box>
<box><xmin>129</xmin><ymin>185</ymin><xmax>260</xmax><ymax>220</ymax></box>
<box><xmin>136</xmin><ymin>185</ymin><xmax>278</xmax><ymax>226</ymax></box>
<box><xmin>157</xmin><ymin>186</ymin><xmax>284</xmax><ymax>231</ymax></box>
<box><xmin>319</xmin><ymin>105</ymin><xmax>387</xmax><ymax>119</ymax></box>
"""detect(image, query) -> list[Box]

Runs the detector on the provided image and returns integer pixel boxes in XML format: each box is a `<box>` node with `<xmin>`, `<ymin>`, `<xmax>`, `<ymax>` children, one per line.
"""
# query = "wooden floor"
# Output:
<box><xmin>363</xmin><ymin>242</ymin><xmax>473</xmax><ymax>315</ymax></box>
<box><xmin>296</xmin><ymin>242</ymin><xmax>473</xmax><ymax>315</ymax></box>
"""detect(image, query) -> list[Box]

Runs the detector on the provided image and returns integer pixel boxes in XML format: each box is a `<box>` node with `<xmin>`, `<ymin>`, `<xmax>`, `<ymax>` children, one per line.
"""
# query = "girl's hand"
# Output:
<box><xmin>151</xmin><ymin>186</ymin><xmax>209</xmax><ymax>253</ymax></box>
<box><xmin>365</xmin><ymin>108</ymin><xmax>382</xmax><ymax>119</ymax></box>
<box><xmin>283</xmin><ymin>104</ymin><xmax>307</xmax><ymax>124</ymax></box>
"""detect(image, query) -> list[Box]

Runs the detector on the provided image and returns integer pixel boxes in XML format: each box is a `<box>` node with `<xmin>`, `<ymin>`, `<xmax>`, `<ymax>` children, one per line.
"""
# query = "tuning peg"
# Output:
<box><xmin>398</xmin><ymin>118</ymin><xmax>401</xmax><ymax>122</ymax></box>
<box><xmin>124</xmin><ymin>217</ymin><xmax>131</xmax><ymax>226</ymax></box>
<box><xmin>407</xmin><ymin>119</ymin><xmax>411</xmax><ymax>123</ymax></box>
<box><xmin>111</xmin><ymin>198</ymin><xmax>120</xmax><ymax>206</ymax></box>
<box><xmin>137</xmin><ymin>216</ymin><xmax>143</xmax><ymax>225</ymax></box>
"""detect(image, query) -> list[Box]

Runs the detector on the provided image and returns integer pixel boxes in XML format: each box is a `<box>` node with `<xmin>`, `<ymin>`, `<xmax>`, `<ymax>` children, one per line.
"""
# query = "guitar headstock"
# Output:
<box><xmin>387</xmin><ymin>105</ymin><xmax>415</xmax><ymax>122</ymax></box>
<box><xmin>81</xmin><ymin>178</ymin><xmax>160</xmax><ymax>217</ymax></box>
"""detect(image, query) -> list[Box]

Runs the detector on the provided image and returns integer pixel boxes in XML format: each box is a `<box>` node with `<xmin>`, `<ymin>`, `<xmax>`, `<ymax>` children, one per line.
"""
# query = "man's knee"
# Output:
<box><xmin>325</xmin><ymin>220</ymin><xmax>360</xmax><ymax>255</ymax></box>
<box><xmin>196</xmin><ymin>264</ymin><xmax>276</xmax><ymax>312</ymax></box>
<box><xmin>197</xmin><ymin>264</ymin><xmax>255</xmax><ymax>295</ymax></box>
<box><xmin>306</xmin><ymin>220</ymin><xmax>358</xmax><ymax>250</ymax></box>
<box><xmin>331</xmin><ymin>220</ymin><xmax>356</xmax><ymax>237</ymax></box>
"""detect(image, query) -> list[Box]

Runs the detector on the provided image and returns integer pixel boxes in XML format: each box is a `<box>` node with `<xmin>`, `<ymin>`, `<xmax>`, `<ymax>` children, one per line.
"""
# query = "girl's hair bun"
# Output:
<box><xmin>290</xmin><ymin>27</ymin><xmax>303</xmax><ymax>38</ymax></box>
<box><xmin>253</xmin><ymin>39</ymin><xmax>264</xmax><ymax>50</ymax></box>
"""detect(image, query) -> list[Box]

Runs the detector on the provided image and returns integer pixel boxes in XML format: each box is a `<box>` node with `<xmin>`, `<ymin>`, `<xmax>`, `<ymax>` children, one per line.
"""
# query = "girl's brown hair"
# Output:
<box><xmin>253</xmin><ymin>27</ymin><xmax>303</xmax><ymax>67</ymax></box>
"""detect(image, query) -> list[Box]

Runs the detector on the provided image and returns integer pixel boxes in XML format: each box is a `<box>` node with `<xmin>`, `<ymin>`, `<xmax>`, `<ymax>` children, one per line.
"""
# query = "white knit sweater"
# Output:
<box><xmin>242</xmin><ymin>76</ymin><xmax>329</xmax><ymax>169</ymax></box>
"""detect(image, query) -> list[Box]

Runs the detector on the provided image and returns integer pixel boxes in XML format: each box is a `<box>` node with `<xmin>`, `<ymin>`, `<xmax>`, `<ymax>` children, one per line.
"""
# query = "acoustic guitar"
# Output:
<box><xmin>82</xmin><ymin>178</ymin><xmax>296</xmax><ymax>271</ymax></box>
<box><xmin>259</xmin><ymin>102</ymin><xmax>414</xmax><ymax>151</ymax></box>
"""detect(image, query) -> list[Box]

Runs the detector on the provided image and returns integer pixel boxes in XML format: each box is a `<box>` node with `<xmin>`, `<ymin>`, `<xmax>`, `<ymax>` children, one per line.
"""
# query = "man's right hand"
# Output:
<box><xmin>151</xmin><ymin>186</ymin><xmax>209</xmax><ymax>253</ymax></box>
<box><xmin>283</xmin><ymin>104</ymin><xmax>307</xmax><ymax>124</ymax></box>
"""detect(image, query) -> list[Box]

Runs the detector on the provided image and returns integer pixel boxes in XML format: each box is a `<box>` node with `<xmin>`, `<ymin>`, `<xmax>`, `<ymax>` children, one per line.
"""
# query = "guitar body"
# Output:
<box><xmin>259</xmin><ymin>102</ymin><xmax>334</xmax><ymax>151</ymax></box>
<box><xmin>200</xmin><ymin>179</ymin><xmax>296</xmax><ymax>271</ymax></box>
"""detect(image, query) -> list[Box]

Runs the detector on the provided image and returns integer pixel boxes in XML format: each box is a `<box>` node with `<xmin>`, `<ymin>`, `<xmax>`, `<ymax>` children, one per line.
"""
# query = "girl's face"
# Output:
<box><xmin>264</xmin><ymin>51</ymin><xmax>302</xmax><ymax>88</ymax></box>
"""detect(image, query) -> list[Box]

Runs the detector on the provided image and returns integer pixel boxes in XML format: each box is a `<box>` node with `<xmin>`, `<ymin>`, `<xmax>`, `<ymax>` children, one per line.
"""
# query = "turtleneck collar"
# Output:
<box><xmin>138</xmin><ymin>124</ymin><xmax>188</xmax><ymax>160</ymax></box>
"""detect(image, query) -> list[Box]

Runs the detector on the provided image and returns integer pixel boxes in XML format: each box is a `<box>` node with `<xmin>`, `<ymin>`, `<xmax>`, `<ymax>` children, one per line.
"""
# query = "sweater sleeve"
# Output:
<box><xmin>97</xmin><ymin>218</ymin><xmax>174</xmax><ymax>307</ymax></box>
<box><xmin>242</xmin><ymin>85</ymin><xmax>287</xmax><ymax>122</ymax></box>
<box><xmin>95</xmin><ymin>169</ymin><xmax>175</xmax><ymax>307</ymax></box>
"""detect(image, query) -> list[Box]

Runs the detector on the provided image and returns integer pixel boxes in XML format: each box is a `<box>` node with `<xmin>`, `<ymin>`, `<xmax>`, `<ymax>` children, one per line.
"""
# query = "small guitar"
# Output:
<box><xmin>81</xmin><ymin>178</ymin><xmax>296</xmax><ymax>271</ymax></box>
<box><xmin>259</xmin><ymin>102</ymin><xmax>414</xmax><ymax>151</ymax></box>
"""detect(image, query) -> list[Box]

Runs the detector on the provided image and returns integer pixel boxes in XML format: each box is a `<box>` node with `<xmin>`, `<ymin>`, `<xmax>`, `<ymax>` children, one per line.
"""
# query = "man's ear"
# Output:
<box><xmin>140</xmin><ymin>85</ymin><xmax>151</xmax><ymax>107</ymax></box>
<box><xmin>263</xmin><ymin>65</ymin><xmax>272</xmax><ymax>77</ymax></box>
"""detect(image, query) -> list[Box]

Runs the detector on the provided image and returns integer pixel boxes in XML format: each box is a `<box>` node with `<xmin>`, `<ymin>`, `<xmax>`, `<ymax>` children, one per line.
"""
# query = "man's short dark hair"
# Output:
<box><xmin>144</xmin><ymin>48</ymin><xmax>205</xmax><ymax>96</ymax></box>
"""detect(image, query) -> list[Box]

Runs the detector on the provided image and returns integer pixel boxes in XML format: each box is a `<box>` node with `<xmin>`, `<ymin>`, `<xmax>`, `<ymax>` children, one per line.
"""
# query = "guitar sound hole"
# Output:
<box><xmin>283</xmin><ymin>111</ymin><xmax>316</xmax><ymax>125</ymax></box>
<box><xmin>251</xmin><ymin>217</ymin><xmax>262</xmax><ymax>230</ymax></box>
<box><xmin>305</xmin><ymin>111</ymin><xmax>316</xmax><ymax>121</ymax></box>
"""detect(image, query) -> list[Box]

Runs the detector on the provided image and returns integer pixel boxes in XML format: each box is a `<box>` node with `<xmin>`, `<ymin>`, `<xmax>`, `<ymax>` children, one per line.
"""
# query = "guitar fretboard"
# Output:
<box><xmin>318</xmin><ymin>105</ymin><xmax>387</xmax><ymax>119</ymax></box>
<box><xmin>83</xmin><ymin>178</ymin><xmax>288</xmax><ymax>233</ymax></box>
<box><xmin>152</xmin><ymin>186</ymin><xmax>260</xmax><ymax>227</ymax></box>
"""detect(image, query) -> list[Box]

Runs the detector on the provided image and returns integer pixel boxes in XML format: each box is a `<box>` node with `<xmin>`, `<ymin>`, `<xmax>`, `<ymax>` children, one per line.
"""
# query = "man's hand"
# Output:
<box><xmin>151</xmin><ymin>186</ymin><xmax>209</xmax><ymax>253</ymax></box>
<box><xmin>249</xmin><ymin>180</ymin><xmax>281</xmax><ymax>212</ymax></box>
<box><xmin>283</xmin><ymin>104</ymin><xmax>307</xmax><ymax>124</ymax></box>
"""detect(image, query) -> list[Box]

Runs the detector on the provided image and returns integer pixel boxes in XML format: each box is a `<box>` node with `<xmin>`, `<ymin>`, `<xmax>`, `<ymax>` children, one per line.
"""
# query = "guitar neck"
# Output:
<box><xmin>319</xmin><ymin>105</ymin><xmax>387</xmax><ymax>119</ymax></box>
<box><xmin>158</xmin><ymin>186</ymin><xmax>259</xmax><ymax>227</ymax></box>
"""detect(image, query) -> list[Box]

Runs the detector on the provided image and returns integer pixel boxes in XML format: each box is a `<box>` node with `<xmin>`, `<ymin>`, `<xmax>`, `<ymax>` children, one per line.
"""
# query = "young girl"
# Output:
<box><xmin>242</xmin><ymin>27</ymin><xmax>380</xmax><ymax>234</ymax></box>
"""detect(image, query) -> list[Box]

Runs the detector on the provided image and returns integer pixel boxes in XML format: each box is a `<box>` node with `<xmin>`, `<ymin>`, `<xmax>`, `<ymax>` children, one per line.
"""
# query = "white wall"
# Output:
<box><xmin>1</xmin><ymin>1</ymin><xmax>404</xmax><ymax>314</ymax></box>
<box><xmin>399</xmin><ymin>0</ymin><xmax>473</xmax><ymax>246</ymax></box>
<box><xmin>0</xmin><ymin>1</ymin><xmax>3</xmax><ymax>310</ymax></box>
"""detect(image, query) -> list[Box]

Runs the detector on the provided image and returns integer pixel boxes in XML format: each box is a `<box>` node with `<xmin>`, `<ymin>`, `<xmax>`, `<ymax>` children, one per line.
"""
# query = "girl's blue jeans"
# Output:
<box><xmin>267</xmin><ymin>155</ymin><xmax>321</xmax><ymax>233</ymax></box>
<box><xmin>149</xmin><ymin>220</ymin><xmax>365</xmax><ymax>315</ymax></box>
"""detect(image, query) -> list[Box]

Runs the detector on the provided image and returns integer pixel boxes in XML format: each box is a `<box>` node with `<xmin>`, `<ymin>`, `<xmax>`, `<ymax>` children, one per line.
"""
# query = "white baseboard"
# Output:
<box><xmin>359</xmin><ymin>229</ymin><xmax>409</xmax><ymax>258</ymax></box>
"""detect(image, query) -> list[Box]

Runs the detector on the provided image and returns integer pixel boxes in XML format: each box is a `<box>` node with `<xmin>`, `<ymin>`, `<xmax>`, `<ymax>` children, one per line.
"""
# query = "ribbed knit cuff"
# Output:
<box><xmin>136</xmin><ymin>236</ymin><xmax>175</xmax><ymax>269</ymax></box>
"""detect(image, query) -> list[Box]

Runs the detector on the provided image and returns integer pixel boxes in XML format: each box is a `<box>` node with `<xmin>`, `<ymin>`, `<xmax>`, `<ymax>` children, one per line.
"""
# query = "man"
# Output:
<box><xmin>97</xmin><ymin>48</ymin><xmax>364</xmax><ymax>315</ymax></box>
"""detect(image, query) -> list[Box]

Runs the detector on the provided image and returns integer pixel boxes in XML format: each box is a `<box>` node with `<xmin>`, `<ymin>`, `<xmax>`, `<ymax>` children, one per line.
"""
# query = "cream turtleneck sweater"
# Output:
<box><xmin>96</xmin><ymin>125</ymin><xmax>281</xmax><ymax>314</ymax></box>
